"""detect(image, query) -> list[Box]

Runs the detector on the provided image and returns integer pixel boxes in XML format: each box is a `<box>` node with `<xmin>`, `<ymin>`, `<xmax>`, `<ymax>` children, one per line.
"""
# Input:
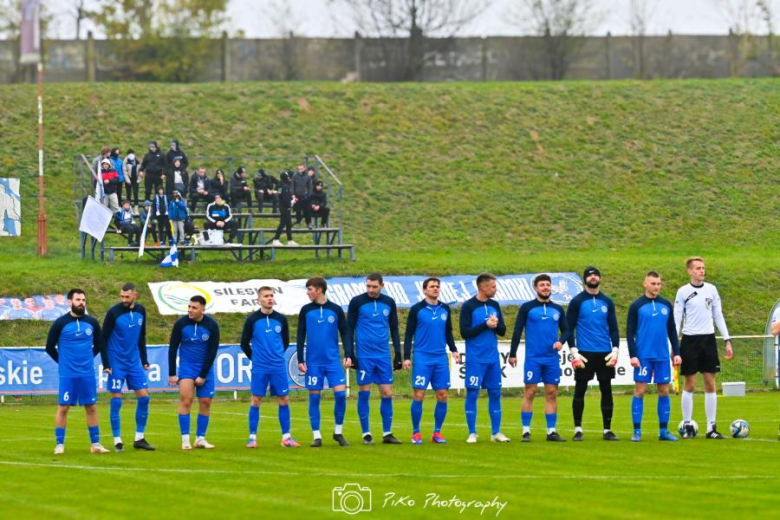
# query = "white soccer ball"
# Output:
<box><xmin>730</xmin><ymin>419</ymin><xmax>750</xmax><ymax>439</ymax></box>
<box><xmin>677</xmin><ymin>419</ymin><xmax>699</xmax><ymax>437</ymax></box>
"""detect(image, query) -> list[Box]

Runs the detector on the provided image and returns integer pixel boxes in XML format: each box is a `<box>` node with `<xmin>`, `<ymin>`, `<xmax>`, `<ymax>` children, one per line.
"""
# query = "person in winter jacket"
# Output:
<box><xmin>139</xmin><ymin>200</ymin><xmax>157</xmax><ymax>245</ymax></box>
<box><xmin>167</xmin><ymin>158</ymin><xmax>189</xmax><ymax>198</ymax></box>
<box><xmin>110</xmin><ymin>148</ymin><xmax>125</xmax><ymax>203</ymax></box>
<box><xmin>165</xmin><ymin>140</ymin><xmax>189</xmax><ymax>179</ymax></box>
<box><xmin>307</xmin><ymin>180</ymin><xmax>330</xmax><ymax>227</ymax></box>
<box><xmin>291</xmin><ymin>163</ymin><xmax>312</xmax><ymax>226</ymax></box>
<box><xmin>139</xmin><ymin>141</ymin><xmax>165</xmax><ymax>202</ymax></box>
<box><xmin>188</xmin><ymin>167</ymin><xmax>211</xmax><ymax>212</ymax></box>
<box><xmin>100</xmin><ymin>158</ymin><xmax>121</xmax><ymax>213</ymax></box>
<box><xmin>123</xmin><ymin>149</ymin><xmax>141</xmax><ymax>209</ymax></box>
<box><xmin>153</xmin><ymin>186</ymin><xmax>171</xmax><ymax>246</ymax></box>
<box><xmin>210</xmin><ymin>169</ymin><xmax>229</xmax><ymax>201</ymax></box>
<box><xmin>230</xmin><ymin>166</ymin><xmax>252</xmax><ymax>210</ymax></box>
<box><xmin>204</xmin><ymin>194</ymin><xmax>238</xmax><ymax>244</ymax></box>
<box><xmin>168</xmin><ymin>190</ymin><xmax>190</xmax><ymax>245</ymax></box>
<box><xmin>271</xmin><ymin>171</ymin><xmax>298</xmax><ymax>247</ymax></box>
<box><xmin>253</xmin><ymin>169</ymin><xmax>279</xmax><ymax>213</ymax></box>
<box><xmin>115</xmin><ymin>200</ymin><xmax>141</xmax><ymax>247</ymax></box>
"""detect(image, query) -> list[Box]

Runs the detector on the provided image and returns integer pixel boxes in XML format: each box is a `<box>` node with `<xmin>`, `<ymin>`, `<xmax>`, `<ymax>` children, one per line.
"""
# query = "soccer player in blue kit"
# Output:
<box><xmin>509</xmin><ymin>274</ymin><xmax>570</xmax><ymax>442</ymax></box>
<box><xmin>168</xmin><ymin>295</ymin><xmax>220</xmax><ymax>450</ymax></box>
<box><xmin>460</xmin><ymin>273</ymin><xmax>510</xmax><ymax>443</ymax></box>
<box><xmin>403</xmin><ymin>277</ymin><xmax>461</xmax><ymax>445</ymax></box>
<box><xmin>102</xmin><ymin>283</ymin><xmax>155</xmax><ymax>452</ymax></box>
<box><xmin>241</xmin><ymin>286</ymin><xmax>300</xmax><ymax>448</ymax></box>
<box><xmin>347</xmin><ymin>273</ymin><xmax>403</xmax><ymax>445</ymax></box>
<box><xmin>626</xmin><ymin>271</ymin><xmax>682</xmax><ymax>442</ymax></box>
<box><xmin>297</xmin><ymin>277</ymin><xmax>353</xmax><ymax>447</ymax></box>
<box><xmin>45</xmin><ymin>288</ymin><xmax>110</xmax><ymax>454</ymax></box>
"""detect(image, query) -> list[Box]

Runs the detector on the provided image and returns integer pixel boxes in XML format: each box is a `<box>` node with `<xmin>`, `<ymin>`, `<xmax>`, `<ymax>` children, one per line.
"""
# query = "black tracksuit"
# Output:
<box><xmin>253</xmin><ymin>172</ymin><xmax>279</xmax><ymax>213</ymax></box>
<box><xmin>273</xmin><ymin>179</ymin><xmax>294</xmax><ymax>241</ymax></box>
<box><xmin>140</xmin><ymin>148</ymin><xmax>166</xmax><ymax>201</ymax></box>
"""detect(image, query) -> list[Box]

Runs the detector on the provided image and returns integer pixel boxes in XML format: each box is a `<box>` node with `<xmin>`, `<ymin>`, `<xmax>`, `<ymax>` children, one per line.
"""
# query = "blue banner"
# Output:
<box><xmin>324</xmin><ymin>273</ymin><xmax>583</xmax><ymax>308</ymax></box>
<box><xmin>0</xmin><ymin>345</ymin><xmax>309</xmax><ymax>395</ymax></box>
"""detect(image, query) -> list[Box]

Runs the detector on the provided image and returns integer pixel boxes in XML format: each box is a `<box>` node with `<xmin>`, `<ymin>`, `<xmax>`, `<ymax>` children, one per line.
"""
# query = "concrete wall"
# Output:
<box><xmin>1</xmin><ymin>33</ymin><xmax>777</xmax><ymax>83</ymax></box>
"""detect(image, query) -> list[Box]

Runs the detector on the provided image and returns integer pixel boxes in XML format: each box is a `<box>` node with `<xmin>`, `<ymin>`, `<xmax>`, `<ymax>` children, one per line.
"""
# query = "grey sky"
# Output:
<box><xmin>44</xmin><ymin>0</ymin><xmax>779</xmax><ymax>39</ymax></box>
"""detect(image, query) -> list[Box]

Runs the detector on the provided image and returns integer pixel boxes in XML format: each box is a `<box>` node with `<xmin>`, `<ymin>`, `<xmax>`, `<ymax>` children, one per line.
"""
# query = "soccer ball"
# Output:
<box><xmin>677</xmin><ymin>419</ymin><xmax>699</xmax><ymax>437</ymax></box>
<box><xmin>730</xmin><ymin>419</ymin><xmax>750</xmax><ymax>439</ymax></box>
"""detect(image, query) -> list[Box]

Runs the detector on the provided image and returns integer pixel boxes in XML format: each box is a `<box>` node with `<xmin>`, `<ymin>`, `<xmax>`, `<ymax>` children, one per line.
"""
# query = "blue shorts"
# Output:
<box><xmin>178</xmin><ymin>364</ymin><xmax>215</xmax><ymax>399</ymax></box>
<box><xmin>59</xmin><ymin>376</ymin><xmax>98</xmax><ymax>406</ymax></box>
<box><xmin>305</xmin><ymin>363</ymin><xmax>345</xmax><ymax>390</ymax></box>
<box><xmin>634</xmin><ymin>358</ymin><xmax>672</xmax><ymax>384</ymax></box>
<box><xmin>356</xmin><ymin>357</ymin><xmax>393</xmax><ymax>386</ymax></box>
<box><xmin>412</xmin><ymin>361</ymin><xmax>451</xmax><ymax>390</ymax></box>
<box><xmin>524</xmin><ymin>357</ymin><xmax>561</xmax><ymax>385</ymax></box>
<box><xmin>251</xmin><ymin>371</ymin><xmax>289</xmax><ymax>397</ymax></box>
<box><xmin>107</xmin><ymin>365</ymin><xmax>148</xmax><ymax>392</ymax></box>
<box><xmin>465</xmin><ymin>361</ymin><xmax>503</xmax><ymax>390</ymax></box>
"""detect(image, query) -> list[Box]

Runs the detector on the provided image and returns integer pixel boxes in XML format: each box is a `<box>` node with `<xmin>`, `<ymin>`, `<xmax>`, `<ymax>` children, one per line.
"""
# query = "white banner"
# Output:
<box><xmin>79</xmin><ymin>196</ymin><xmax>114</xmax><ymax>242</ymax></box>
<box><xmin>450</xmin><ymin>341</ymin><xmax>643</xmax><ymax>388</ymax></box>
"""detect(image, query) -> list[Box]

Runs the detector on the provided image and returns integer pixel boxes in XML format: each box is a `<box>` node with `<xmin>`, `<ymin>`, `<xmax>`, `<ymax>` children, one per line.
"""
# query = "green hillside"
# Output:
<box><xmin>0</xmin><ymin>80</ymin><xmax>778</xmax><ymax>346</ymax></box>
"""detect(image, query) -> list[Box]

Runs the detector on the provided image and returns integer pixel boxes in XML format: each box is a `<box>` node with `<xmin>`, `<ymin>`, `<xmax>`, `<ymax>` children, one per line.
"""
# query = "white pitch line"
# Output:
<box><xmin>0</xmin><ymin>460</ymin><xmax>778</xmax><ymax>480</ymax></box>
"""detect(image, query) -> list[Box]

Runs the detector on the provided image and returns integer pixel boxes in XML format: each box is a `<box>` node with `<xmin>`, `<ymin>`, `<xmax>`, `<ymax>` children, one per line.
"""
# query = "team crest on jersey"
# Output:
<box><xmin>85</xmin><ymin>328</ymin><xmax>93</xmax><ymax>336</ymax></box>
<box><xmin>327</xmin><ymin>316</ymin><xmax>335</xmax><ymax>323</ymax></box>
<box><xmin>138</xmin><ymin>318</ymin><xmax>144</xmax><ymax>326</ymax></box>
<box><xmin>705</xmin><ymin>298</ymin><xmax>712</xmax><ymax>310</ymax></box>
<box><xmin>601</xmin><ymin>305</ymin><xmax>608</xmax><ymax>313</ymax></box>
<box><xmin>661</xmin><ymin>307</ymin><xmax>668</xmax><ymax>315</ymax></box>
<box><xmin>553</xmin><ymin>313</ymin><xmax>560</xmax><ymax>321</ymax></box>
<box><xmin>275</xmin><ymin>325</ymin><xmax>282</xmax><ymax>333</ymax></box>
<box><xmin>440</xmin><ymin>311</ymin><xmax>447</xmax><ymax>320</ymax></box>
<box><xmin>202</xmin><ymin>334</ymin><xmax>209</xmax><ymax>341</ymax></box>
<box><xmin>383</xmin><ymin>309</ymin><xmax>389</xmax><ymax>317</ymax></box>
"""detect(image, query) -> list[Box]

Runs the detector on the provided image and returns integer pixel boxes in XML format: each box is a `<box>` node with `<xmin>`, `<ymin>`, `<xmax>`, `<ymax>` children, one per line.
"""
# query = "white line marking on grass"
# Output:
<box><xmin>0</xmin><ymin>460</ymin><xmax>778</xmax><ymax>480</ymax></box>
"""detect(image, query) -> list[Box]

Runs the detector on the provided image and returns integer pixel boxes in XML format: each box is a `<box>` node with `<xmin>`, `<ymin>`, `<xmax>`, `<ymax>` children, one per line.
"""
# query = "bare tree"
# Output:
<box><xmin>628</xmin><ymin>0</ymin><xmax>658</xmax><ymax>78</ymax></box>
<box><xmin>262</xmin><ymin>0</ymin><xmax>302</xmax><ymax>38</ymax></box>
<box><xmin>710</xmin><ymin>0</ymin><xmax>760</xmax><ymax>34</ymax></box>
<box><xmin>509</xmin><ymin>0</ymin><xmax>602</xmax><ymax>80</ymax></box>
<box><xmin>756</xmin><ymin>0</ymin><xmax>778</xmax><ymax>33</ymax></box>
<box><xmin>335</xmin><ymin>0</ymin><xmax>491</xmax><ymax>80</ymax></box>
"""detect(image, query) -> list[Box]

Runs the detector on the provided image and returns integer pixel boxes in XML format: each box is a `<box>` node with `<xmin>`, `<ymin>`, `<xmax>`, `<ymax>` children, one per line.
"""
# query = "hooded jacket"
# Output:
<box><xmin>230</xmin><ymin>169</ymin><xmax>251</xmax><ymax>205</ymax></box>
<box><xmin>168</xmin><ymin>196</ymin><xmax>189</xmax><ymax>221</ymax></box>
<box><xmin>165</xmin><ymin>142</ymin><xmax>189</xmax><ymax>174</ymax></box>
<box><xmin>291</xmin><ymin>171</ymin><xmax>312</xmax><ymax>198</ymax></box>
<box><xmin>140</xmin><ymin>147</ymin><xmax>165</xmax><ymax>178</ymax></box>
<box><xmin>189</xmin><ymin>173</ymin><xmax>211</xmax><ymax>198</ymax></box>
<box><xmin>253</xmin><ymin>171</ymin><xmax>279</xmax><ymax>195</ymax></box>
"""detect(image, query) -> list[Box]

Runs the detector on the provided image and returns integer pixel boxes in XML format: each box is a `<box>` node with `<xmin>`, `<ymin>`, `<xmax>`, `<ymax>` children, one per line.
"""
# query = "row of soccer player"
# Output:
<box><xmin>45</xmin><ymin>256</ymin><xmax>752</xmax><ymax>453</ymax></box>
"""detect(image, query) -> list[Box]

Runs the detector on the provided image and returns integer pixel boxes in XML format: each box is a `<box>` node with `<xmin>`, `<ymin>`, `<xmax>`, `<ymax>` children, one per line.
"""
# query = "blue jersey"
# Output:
<box><xmin>626</xmin><ymin>295</ymin><xmax>680</xmax><ymax>360</ymax></box>
<box><xmin>403</xmin><ymin>300</ymin><xmax>457</xmax><ymax>364</ymax></box>
<box><xmin>460</xmin><ymin>296</ymin><xmax>506</xmax><ymax>364</ymax></box>
<box><xmin>241</xmin><ymin>309</ymin><xmax>289</xmax><ymax>373</ymax></box>
<box><xmin>296</xmin><ymin>300</ymin><xmax>351</xmax><ymax>365</ymax></box>
<box><xmin>510</xmin><ymin>300</ymin><xmax>569</xmax><ymax>359</ymax></box>
<box><xmin>347</xmin><ymin>293</ymin><xmax>401</xmax><ymax>359</ymax></box>
<box><xmin>102</xmin><ymin>303</ymin><xmax>148</xmax><ymax>371</ymax></box>
<box><xmin>46</xmin><ymin>314</ymin><xmax>105</xmax><ymax>377</ymax></box>
<box><xmin>566</xmin><ymin>291</ymin><xmax>619</xmax><ymax>353</ymax></box>
<box><xmin>168</xmin><ymin>315</ymin><xmax>220</xmax><ymax>378</ymax></box>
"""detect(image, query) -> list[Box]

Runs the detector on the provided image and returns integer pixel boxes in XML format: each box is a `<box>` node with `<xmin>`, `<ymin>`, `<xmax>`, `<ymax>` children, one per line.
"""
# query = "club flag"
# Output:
<box><xmin>159</xmin><ymin>243</ymin><xmax>178</xmax><ymax>268</ymax></box>
<box><xmin>20</xmin><ymin>0</ymin><xmax>41</xmax><ymax>65</ymax></box>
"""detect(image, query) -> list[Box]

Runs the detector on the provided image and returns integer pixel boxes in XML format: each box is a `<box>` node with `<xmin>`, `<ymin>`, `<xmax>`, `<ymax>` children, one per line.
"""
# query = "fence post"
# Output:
<box><xmin>86</xmin><ymin>31</ymin><xmax>96</xmax><ymax>82</ymax></box>
<box><xmin>481</xmin><ymin>36</ymin><xmax>488</xmax><ymax>81</ymax></box>
<box><xmin>605</xmin><ymin>31</ymin><xmax>612</xmax><ymax>80</ymax></box>
<box><xmin>221</xmin><ymin>31</ymin><xmax>230</xmax><ymax>82</ymax></box>
<box><xmin>354</xmin><ymin>31</ymin><xmax>363</xmax><ymax>81</ymax></box>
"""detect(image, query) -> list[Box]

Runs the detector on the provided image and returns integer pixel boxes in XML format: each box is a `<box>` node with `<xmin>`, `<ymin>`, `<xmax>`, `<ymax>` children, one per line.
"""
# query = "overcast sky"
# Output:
<box><xmin>44</xmin><ymin>0</ymin><xmax>779</xmax><ymax>39</ymax></box>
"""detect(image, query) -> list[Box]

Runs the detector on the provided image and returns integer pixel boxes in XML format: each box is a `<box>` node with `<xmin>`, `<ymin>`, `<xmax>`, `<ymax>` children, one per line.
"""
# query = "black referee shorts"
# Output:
<box><xmin>680</xmin><ymin>334</ymin><xmax>720</xmax><ymax>375</ymax></box>
<box><xmin>573</xmin><ymin>350</ymin><xmax>616</xmax><ymax>382</ymax></box>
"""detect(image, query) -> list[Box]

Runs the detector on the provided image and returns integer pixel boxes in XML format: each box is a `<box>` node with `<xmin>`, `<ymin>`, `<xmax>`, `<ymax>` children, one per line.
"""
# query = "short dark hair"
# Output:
<box><xmin>423</xmin><ymin>277</ymin><xmax>440</xmax><ymax>289</ymax></box>
<box><xmin>257</xmin><ymin>286</ymin><xmax>274</xmax><ymax>295</ymax></box>
<box><xmin>366</xmin><ymin>272</ymin><xmax>383</xmax><ymax>284</ymax></box>
<box><xmin>306</xmin><ymin>277</ymin><xmax>327</xmax><ymax>293</ymax></box>
<box><xmin>67</xmin><ymin>288</ymin><xmax>85</xmax><ymax>300</ymax></box>
<box><xmin>476</xmin><ymin>273</ymin><xmax>496</xmax><ymax>286</ymax></box>
<box><xmin>533</xmin><ymin>274</ymin><xmax>551</xmax><ymax>287</ymax></box>
<box><xmin>121</xmin><ymin>282</ymin><xmax>136</xmax><ymax>292</ymax></box>
<box><xmin>190</xmin><ymin>295</ymin><xmax>207</xmax><ymax>306</ymax></box>
<box><xmin>646</xmin><ymin>270</ymin><xmax>661</xmax><ymax>279</ymax></box>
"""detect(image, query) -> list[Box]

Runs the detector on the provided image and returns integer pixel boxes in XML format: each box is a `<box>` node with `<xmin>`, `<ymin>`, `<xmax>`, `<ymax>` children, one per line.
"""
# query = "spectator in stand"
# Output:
<box><xmin>169</xmin><ymin>190</ymin><xmax>190</xmax><ymax>245</ymax></box>
<box><xmin>110</xmin><ymin>148</ymin><xmax>125</xmax><ymax>203</ymax></box>
<box><xmin>271</xmin><ymin>172</ymin><xmax>298</xmax><ymax>247</ymax></box>
<box><xmin>253</xmin><ymin>169</ymin><xmax>279</xmax><ymax>213</ymax></box>
<box><xmin>205</xmin><ymin>194</ymin><xmax>238</xmax><ymax>244</ymax></box>
<box><xmin>291</xmin><ymin>163</ymin><xmax>312</xmax><ymax>227</ymax></box>
<box><xmin>139</xmin><ymin>141</ymin><xmax>165</xmax><ymax>202</ymax></box>
<box><xmin>165</xmin><ymin>140</ymin><xmax>189</xmax><ymax>182</ymax></box>
<box><xmin>154</xmin><ymin>186</ymin><xmax>171</xmax><ymax>247</ymax></box>
<box><xmin>92</xmin><ymin>147</ymin><xmax>111</xmax><ymax>190</ymax></box>
<box><xmin>100</xmin><ymin>158</ymin><xmax>121</xmax><ymax>214</ymax></box>
<box><xmin>230</xmin><ymin>166</ymin><xmax>252</xmax><ymax>211</ymax></box>
<box><xmin>307</xmin><ymin>180</ymin><xmax>330</xmax><ymax>228</ymax></box>
<box><xmin>115</xmin><ymin>199</ymin><xmax>141</xmax><ymax>247</ymax></box>
<box><xmin>139</xmin><ymin>200</ymin><xmax>157</xmax><ymax>246</ymax></box>
<box><xmin>306</xmin><ymin>166</ymin><xmax>318</xmax><ymax>184</ymax></box>
<box><xmin>167</xmin><ymin>158</ymin><xmax>189</xmax><ymax>198</ymax></box>
<box><xmin>123</xmin><ymin>149</ymin><xmax>141</xmax><ymax>211</ymax></box>
<box><xmin>211</xmin><ymin>169</ymin><xmax>229</xmax><ymax>201</ymax></box>
<box><xmin>188</xmin><ymin>167</ymin><xmax>211</xmax><ymax>212</ymax></box>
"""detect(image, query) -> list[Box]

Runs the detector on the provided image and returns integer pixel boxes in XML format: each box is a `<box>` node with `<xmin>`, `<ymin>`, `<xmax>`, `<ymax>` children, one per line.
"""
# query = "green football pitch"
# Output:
<box><xmin>1</xmin><ymin>392</ymin><xmax>778</xmax><ymax>519</ymax></box>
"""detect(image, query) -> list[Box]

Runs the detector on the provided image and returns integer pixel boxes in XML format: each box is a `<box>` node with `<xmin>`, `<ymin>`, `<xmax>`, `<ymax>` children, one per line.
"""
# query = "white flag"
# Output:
<box><xmin>79</xmin><ymin>196</ymin><xmax>113</xmax><ymax>242</ymax></box>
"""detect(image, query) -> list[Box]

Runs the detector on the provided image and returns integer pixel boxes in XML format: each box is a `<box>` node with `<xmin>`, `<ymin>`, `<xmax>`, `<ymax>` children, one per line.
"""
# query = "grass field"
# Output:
<box><xmin>0</xmin><ymin>392</ymin><xmax>778</xmax><ymax>519</ymax></box>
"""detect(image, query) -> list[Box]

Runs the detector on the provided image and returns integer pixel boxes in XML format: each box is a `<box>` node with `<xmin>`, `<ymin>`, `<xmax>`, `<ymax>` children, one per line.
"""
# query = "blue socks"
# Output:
<box><xmin>88</xmin><ymin>425</ymin><xmax>100</xmax><ymax>443</ymax></box>
<box><xmin>178</xmin><ymin>413</ymin><xmax>190</xmax><ymax>435</ymax></box>
<box><xmin>55</xmin><ymin>427</ymin><xmax>65</xmax><ymax>444</ymax></box>
<box><xmin>545</xmin><ymin>413</ymin><xmax>557</xmax><ymax>431</ymax></box>
<box><xmin>521</xmin><ymin>411</ymin><xmax>533</xmax><ymax>427</ymax></box>
<box><xmin>434</xmin><ymin>401</ymin><xmax>447</xmax><ymax>433</ymax></box>
<box><xmin>658</xmin><ymin>395</ymin><xmax>671</xmax><ymax>431</ymax></box>
<box><xmin>279</xmin><ymin>404</ymin><xmax>291</xmax><ymax>435</ymax></box>
<box><xmin>334</xmin><ymin>391</ymin><xmax>346</xmax><ymax>427</ymax></box>
<box><xmin>380</xmin><ymin>396</ymin><xmax>393</xmax><ymax>434</ymax></box>
<box><xmin>632</xmin><ymin>396</ymin><xmax>644</xmax><ymax>430</ymax></box>
<box><xmin>358</xmin><ymin>390</ymin><xmax>371</xmax><ymax>434</ymax></box>
<box><xmin>136</xmin><ymin>396</ymin><xmax>150</xmax><ymax>434</ymax></box>
<box><xmin>309</xmin><ymin>392</ymin><xmax>321</xmax><ymax>431</ymax></box>
<box><xmin>196</xmin><ymin>414</ymin><xmax>209</xmax><ymax>437</ymax></box>
<box><xmin>465</xmin><ymin>389</ymin><xmax>479</xmax><ymax>434</ymax></box>
<box><xmin>488</xmin><ymin>388</ymin><xmax>502</xmax><ymax>435</ymax></box>
<box><xmin>248</xmin><ymin>405</ymin><xmax>260</xmax><ymax>435</ymax></box>
<box><xmin>110</xmin><ymin>397</ymin><xmax>122</xmax><ymax>437</ymax></box>
<box><xmin>411</xmin><ymin>400</ymin><xmax>423</xmax><ymax>434</ymax></box>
